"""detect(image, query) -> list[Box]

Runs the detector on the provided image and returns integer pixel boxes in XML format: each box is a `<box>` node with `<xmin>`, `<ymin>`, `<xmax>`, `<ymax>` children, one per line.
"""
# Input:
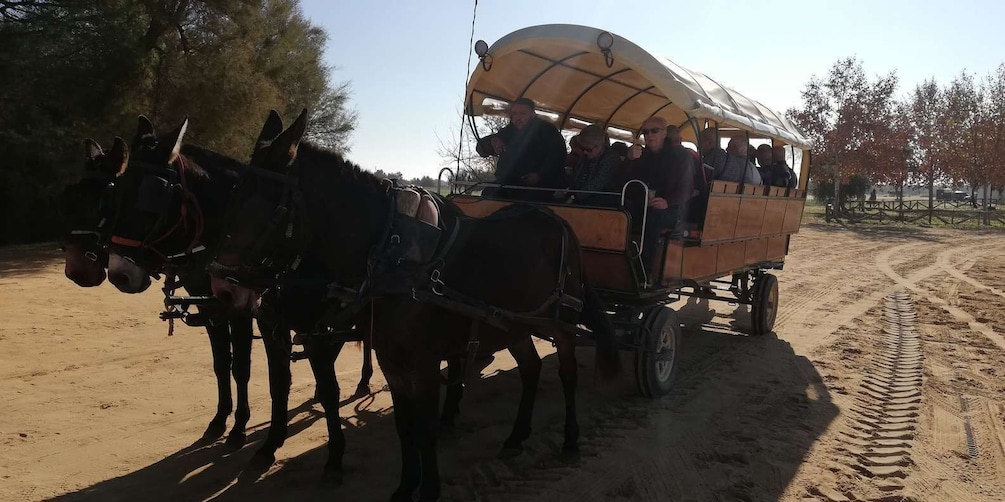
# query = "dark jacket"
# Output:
<box><xmin>629</xmin><ymin>144</ymin><xmax>697</xmax><ymax>210</ymax></box>
<box><xmin>476</xmin><ymin>117</ymin><xmax>567</xmax><ymax>190</ymax></box>
<box><xmin>569</xmin><ymin>147</ymin><xmax>621</xmax><ymax>204</ymax></box>
<box><xmin>759</xmin><ymin>161</ymin><xmax>795</xmax><ymax>188</ymax></box>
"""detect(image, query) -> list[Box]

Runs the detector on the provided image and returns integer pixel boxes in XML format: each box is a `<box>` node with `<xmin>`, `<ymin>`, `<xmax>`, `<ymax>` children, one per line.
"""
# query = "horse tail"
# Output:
<box><xmin>582</xmin><ymin>281</ymin><xmax>621</xmax><ymax>381</ymax></box>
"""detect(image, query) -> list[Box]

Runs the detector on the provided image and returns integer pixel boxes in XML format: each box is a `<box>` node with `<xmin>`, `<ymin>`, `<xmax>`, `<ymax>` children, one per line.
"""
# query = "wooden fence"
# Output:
<box><xmin>825</xmin><ymin>199</ymin><xmax>1005</xmax><ymax>226</ymax></box>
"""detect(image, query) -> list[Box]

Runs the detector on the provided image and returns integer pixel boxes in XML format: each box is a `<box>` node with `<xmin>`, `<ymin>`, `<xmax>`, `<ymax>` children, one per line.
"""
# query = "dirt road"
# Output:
<box><xmin>2</xmin><ymin>222</ymin><xmax>1004</xmax><ymax>501</ymax></box>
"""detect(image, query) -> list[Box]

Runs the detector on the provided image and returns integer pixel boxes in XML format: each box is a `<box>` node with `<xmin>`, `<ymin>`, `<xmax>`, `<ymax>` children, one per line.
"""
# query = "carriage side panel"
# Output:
<box><xmin>782</xmin><ymin>190</ymin><xmax>806</xmax><ymax>233</ymax></box>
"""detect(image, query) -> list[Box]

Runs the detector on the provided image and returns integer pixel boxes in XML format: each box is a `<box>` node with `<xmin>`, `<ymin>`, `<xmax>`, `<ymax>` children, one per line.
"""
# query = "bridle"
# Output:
<box><xmin>206</xmin><ymin>162</ymin><xmax>310</xmax><ymax>291</ymax></box>
<box><xmin>109</xmin><ymin>155</ymin><xmax>206</xmax><ymax>274</ymax></box>
<box><xmin>61</xmin><ymin>172</ymin><xmax>115</xmax><ymax>263</ymax></box>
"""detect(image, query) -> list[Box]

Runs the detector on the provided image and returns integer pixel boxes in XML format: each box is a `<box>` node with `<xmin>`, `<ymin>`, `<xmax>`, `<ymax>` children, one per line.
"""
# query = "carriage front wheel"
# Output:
<box><xmin>634</xmin><ymin>306</ymin><xmax>682</xmax><ymax>398</ymax></box>
<box><xmin>751</xmin><ymin>273</ymin><xmax>779</xmax><ymax>336</ymax></box>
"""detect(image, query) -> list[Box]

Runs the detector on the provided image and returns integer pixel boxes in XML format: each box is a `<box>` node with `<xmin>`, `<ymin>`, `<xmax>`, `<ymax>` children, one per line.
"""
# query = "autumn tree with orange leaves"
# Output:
<box><xmin>787</xmin><ymin>57</ymin><xmax>900</xmax><ymax>205</ymax></box>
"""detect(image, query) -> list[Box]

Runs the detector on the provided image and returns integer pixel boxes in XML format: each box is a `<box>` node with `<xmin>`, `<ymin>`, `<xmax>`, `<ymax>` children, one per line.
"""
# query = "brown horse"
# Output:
<box><xmin>210</xmin><ymin>110</ymin><xmax>621</xmax><ymax>501</ymax></box>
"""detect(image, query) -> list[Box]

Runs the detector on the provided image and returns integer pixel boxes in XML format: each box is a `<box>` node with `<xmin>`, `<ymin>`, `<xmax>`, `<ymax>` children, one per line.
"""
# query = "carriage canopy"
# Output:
<box><xmin>464</xmin><ymin>24</ymin><xmax>812</xmax><ymax>150</ymax></box>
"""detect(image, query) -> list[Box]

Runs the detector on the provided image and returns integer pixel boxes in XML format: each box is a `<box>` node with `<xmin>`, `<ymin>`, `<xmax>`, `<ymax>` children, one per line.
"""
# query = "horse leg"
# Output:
<box><xmin>226</xmin><ymin>314</ymin><xmax>254</xmax><ymax>449</ymax></box>
<box><xmin>250</xmin><ymin>312</ymin><xmax>291</xmax><ymax>469</ymax></box>
<box><xmin>414</xmin><ymin>361</ymin><xmax>442</xmax><ymax>502</ymax></box>
<box><xmin>439</xmin><ymin>356</ymin><xmax>464</xmax><ymax>430</ymax></box>
<box><xmin>555</xmin><ymin>332</ymin><xmax>580</xmax><ymax>459</ymax></box>
<box><xmin>306</xmin><ymin>337</ymin><xmax>346</xmax><ymax>485</ymax></box>
<box><xmin>352</xmin><ymin>334</ymin><xmax>374</xmax><ymax>399</ymax></box>
<box><xmin>500</xmin><ymin>335</ymin><xmax>541</xmax><ymax>458</ymax></box>
<box><xmin>387</xmin><ymin>380</ymin><xmax>420</xmax><ymax>502</ymax></box>
<box><xmin>203</xmin><ymin>324</ymin><xmax>233</xmax><ymax>440</ymax></box>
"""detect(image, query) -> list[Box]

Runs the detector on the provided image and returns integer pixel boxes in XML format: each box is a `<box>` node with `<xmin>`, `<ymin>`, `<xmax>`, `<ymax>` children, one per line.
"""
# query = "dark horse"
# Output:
<box><xmin>210</xmin><ymin>110</ymin><xmax>621</xmax><ymax>501</ymax></box>
<box><xmin>98</xmin><ymin>117</ymin><xmax>256</xmax><ymax>448</ymax></box>
<box><xmin>102</xmin><ymin>116</ymin><xmax>375</xmax><ymax>477</ymax></box>
<box><xmin>61</xmin><ymin>138</ymin><xmax>123</xmax><ymax>287</ymax></box>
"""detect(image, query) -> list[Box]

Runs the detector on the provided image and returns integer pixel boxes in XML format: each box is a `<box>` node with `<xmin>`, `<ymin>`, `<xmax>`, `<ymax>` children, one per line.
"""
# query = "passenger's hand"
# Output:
<box><xmin>521</xmin><ymin>173</ymin><xmax>541</xmax><ymax>185</ymax></box>
<box><xmin>490</xmin><ymin>137</ymin><xmax>506</xmax><ymax>155</ymax></box>
<box><xmin>629</xmin><ymin>144</ymin><xmax>642</xmax><ymax>160</ymax></box>
<box><xmin>648</xmin><ymin>197</ymin><xmax>668</xmax><ymax>210</ymax></box>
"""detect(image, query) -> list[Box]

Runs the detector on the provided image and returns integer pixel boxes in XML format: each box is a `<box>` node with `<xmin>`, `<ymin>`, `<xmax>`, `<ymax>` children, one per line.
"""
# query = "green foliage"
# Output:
<box><xmin>0</xmin><ymin>0</ymin><xmax>356</xmax><ymax>244</ymax></box>
<box><xmin>812</xmin><ymin>174</ymin><xmax>871</xmax><ymax>204</ymax></box>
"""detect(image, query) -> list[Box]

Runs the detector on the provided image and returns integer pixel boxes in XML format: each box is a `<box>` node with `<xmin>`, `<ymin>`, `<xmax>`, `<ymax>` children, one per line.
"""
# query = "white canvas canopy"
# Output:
<box><xmin>465</xmin><ymin>24</ymin><xmax>812</xmax><ymax>151</ymax></box>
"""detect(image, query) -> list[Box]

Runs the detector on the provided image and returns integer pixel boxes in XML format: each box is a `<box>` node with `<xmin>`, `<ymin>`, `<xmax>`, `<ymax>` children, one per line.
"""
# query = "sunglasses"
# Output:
<box><xmin>641</xmin><ymin>127</ymin><xmax>663</xmax><ymax>135</ymax></box>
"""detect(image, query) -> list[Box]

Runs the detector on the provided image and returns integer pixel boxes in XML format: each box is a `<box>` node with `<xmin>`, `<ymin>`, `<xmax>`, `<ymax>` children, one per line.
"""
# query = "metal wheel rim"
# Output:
<box><xmin>654</xmin><ymin>322</ymin><xmax>677</xmax><ymax>380</ymax></box>
<box><xmin>763</xmin><ymin>280</ymin><xmax>778</xmax><ymax>330</ymax></box>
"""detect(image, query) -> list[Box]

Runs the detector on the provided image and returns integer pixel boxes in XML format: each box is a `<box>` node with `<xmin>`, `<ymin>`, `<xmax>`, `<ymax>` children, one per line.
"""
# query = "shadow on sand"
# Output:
<box><xmin>50</xmin><ymin>298</ymin><xmax>838</xmax><ymax>502</ymax></box>
<box><xmin>0</xmin><ymin>244</ymin><xmax>64</xmax><ymax>279</ymax></box>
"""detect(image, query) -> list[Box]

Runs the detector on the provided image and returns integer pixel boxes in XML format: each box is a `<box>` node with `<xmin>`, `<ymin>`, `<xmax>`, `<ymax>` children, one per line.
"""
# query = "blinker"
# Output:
<box><xmin>136</xmin><ymin>176</ymin><xmax>173</xmax><ymax>215</ymax></box>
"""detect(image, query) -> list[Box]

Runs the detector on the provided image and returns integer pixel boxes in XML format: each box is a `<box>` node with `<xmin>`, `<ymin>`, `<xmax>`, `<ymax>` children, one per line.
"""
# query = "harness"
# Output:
<box><xmin>110</xmin><ymin>155</ymin><xmax>207</xmax><ymax>274</ymax></box>
<box><xmin>209</xmin><ymin>167</ymin><xmax>586</xmax><ymax>383</ymax></box>
<box><xmin>61</xmin><ymin>172</ymin><xmax>116</xmax><ymax>263</ymax></box>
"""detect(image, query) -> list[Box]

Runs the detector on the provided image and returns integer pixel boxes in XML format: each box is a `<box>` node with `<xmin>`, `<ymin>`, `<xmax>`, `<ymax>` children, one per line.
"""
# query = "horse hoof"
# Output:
<box><xmin>248</xmin><ymin>451</ymin><xmax>276</xmax><ymax>471</ymax></box>
<box><xmin>225</xmin><ymin>431</ymin><xmax>247</xmax><ymax>450</ymax></box>
<box><xmin>498</xmin><ymin>445</ymin><xmax>523</xmax><ymax>459</ymax></box>
<box><xmin>351</xmin><ymin>383</ymin><xmax>370</xmax><ymax>400</ymax></box>
<box><xmin>202</xmin><ymin>422</ymin><xmax>227</xmax><ymax>441</ymax></box>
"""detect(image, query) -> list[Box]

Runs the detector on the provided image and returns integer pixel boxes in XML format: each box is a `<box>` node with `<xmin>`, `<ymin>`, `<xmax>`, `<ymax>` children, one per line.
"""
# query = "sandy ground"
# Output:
<box><xmin>2</xmin><ymin>222</ymin><xmax>1005</xmax><ymax>501</ymax></box>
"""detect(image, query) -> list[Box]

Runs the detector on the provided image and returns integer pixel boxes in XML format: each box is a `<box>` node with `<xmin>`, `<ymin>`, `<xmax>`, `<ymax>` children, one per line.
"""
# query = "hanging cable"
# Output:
<box><xmin>455</xmin><ymin>0</ymin><xmax>479</xmax><ymax>184</ymax></box>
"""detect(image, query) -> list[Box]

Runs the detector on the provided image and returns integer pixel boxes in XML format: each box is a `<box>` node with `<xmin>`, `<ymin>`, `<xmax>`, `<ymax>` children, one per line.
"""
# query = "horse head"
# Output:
<box><xmin>60</xmin><ymin>137</ymin><xmax>126</xmax><ymax>287</ymax></box>
<box><xmin>106</xmin><ymin>115</ymin><xmax>193</xmax><ymax>293</ymax></box>
<box><xmin>209</xmin><ymin>108</ymin><xmax>385</xmax><ymax>312</ymax></box>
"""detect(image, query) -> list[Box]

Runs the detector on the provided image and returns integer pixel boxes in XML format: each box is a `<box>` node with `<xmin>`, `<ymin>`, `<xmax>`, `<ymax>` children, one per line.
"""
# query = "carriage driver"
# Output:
<box><xmin>627</xmin><ymin>116</ymin><xmax>698</xmax><ymax>283</ymax></box>
<box><xmin>476</xmin><ymin>97</ymin><xmax>567</xmax><ymax>201</ymax></box>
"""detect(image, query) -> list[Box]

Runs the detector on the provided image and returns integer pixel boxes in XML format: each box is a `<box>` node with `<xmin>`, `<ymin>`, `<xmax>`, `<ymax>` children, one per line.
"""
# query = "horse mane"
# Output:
<box><xmin>296</xmin><ymin>141</ymin><xmax>383</xmax><ymax>194</ymax></box>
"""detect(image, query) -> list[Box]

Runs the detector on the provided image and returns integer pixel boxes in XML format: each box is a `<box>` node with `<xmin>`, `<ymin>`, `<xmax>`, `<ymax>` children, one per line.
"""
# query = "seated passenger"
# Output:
<box><xmin>475</xmin><ymin>97</ymin><xmax>567</xmax><ymax>200</ymax></box>
<box><xmin>626</xmin><ymin>117</ymin><xmax>697</xmax><ymax>283</ymax></box>
<box><xmin>756</xmin><ymin>144</ymin><xmax>790</xmax><ymax>187</ymax></box>
<box><xmin>713</xmin><ymin>137</ymin><xmax>762</xmax><ymax>184</ymax></box>
<box><xmin>699</xmin><ymin>128</ymin><xmax>728</xmax><ymax>174</ymax></box>
<box><xmin>566</xmin><ymin>124</ymin><xmax>621</xmax><ymax>205</ymax></box>
<box><xmin>772</xmin><ymin>145</ymin><xmax>799</xmax><ymax>188</ymax></box>
<box><xmin>755</xmin><ymin>144</ymin><xmax>772</xmax><ymax>168</ymax></box>
<box><xmin>610</xmin><ymin>141</ymin><xmax>629</xmax><ymax>162</ymax></box>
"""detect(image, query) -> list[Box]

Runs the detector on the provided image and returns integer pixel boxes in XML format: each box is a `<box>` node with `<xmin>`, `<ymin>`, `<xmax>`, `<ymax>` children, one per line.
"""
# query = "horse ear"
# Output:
<box><xmin>267</xmin><ymin>108</ymin><xmax>308</xmax><ymax>170</ymax></box>
<box><xmin>135</xmin><ymin>115</ymin><xmax>156</xmax><ymax>146</ymax></box>
<box><xmin>108</xmin><ymin>137</ymin><xmax>129</xmax><ymax>175</ymax></box>
<box><xmin>84</xmin><ymin>139</ymin><xmax>103</xmax><ymax>162</ymax></box>
<box><xmin>160</xmin><ymin>117</ymin><xmax>189</xmax><ymax>165</ymax></box>
<box><xmin>255</xmin><ymin>109</ymin><xmax>284</xmax><ymax>149</ymax></box>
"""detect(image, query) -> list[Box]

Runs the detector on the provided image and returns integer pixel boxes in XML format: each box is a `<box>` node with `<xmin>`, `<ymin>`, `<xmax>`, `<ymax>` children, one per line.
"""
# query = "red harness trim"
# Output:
<box><xmin>111</xmin><ymin>235</ymin><xmax>143</xmax><ymax>247</ymax></box>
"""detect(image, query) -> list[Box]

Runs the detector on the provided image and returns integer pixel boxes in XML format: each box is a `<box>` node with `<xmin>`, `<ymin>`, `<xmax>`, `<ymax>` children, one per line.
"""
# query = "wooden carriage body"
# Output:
<box><xmin>449</xmin><ymin>180</ymin><xmax>806</xmax><ymax>298</ymax></box>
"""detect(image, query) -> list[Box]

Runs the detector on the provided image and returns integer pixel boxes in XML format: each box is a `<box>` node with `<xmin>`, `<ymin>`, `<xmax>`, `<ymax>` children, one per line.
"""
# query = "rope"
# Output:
<box><xmin>455</xmin><ymin>0</ymin><xmax>479</xmax><ymax>179</ymax></box>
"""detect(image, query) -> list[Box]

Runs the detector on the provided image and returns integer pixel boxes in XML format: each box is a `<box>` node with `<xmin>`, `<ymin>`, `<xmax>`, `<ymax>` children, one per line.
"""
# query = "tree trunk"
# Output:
<box><xmin>983</xmin><ymin>184</ymin><xmax>991</xmax><ymax>226</ymax></box>
<box><xmin>928</xmin><ymin>170</ymin><xmax>934</xmax><ymax>225</ymax></box>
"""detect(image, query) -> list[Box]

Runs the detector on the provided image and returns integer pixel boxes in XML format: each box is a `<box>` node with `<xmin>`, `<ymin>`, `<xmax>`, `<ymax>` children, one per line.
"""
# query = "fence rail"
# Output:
<box><xmin>825</xmin><ymin>199</ymin><xmax>1005</xmax><ymax>226</ymax></box>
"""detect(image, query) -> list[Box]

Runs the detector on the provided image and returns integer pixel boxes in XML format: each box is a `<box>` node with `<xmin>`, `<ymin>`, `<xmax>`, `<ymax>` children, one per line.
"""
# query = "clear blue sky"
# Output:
<box><xmin>300</xmin><ymin>0</ymin><xmax>1005</xmax><ymax>178</ymax></box>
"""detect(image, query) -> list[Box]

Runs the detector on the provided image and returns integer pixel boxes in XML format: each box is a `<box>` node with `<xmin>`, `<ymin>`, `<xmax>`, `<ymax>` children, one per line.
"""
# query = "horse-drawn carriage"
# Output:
<box><xmin>442</xmin><ymin>24</ymin><xmax>813</xmax><ymax>397</ymax></box>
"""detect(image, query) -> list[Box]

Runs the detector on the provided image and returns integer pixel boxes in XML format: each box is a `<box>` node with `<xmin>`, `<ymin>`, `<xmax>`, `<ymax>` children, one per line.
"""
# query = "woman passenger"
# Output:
<box><xmin>565</xmin><ymin>124</ymin><xmax>621</xmax><ymax>205</ymax></box>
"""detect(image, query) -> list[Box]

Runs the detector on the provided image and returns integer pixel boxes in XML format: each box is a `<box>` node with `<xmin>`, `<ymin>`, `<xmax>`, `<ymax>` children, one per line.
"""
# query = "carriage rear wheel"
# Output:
<box><xmin>634</xmin><ymin>306</ymin><xmax>682</xmax><ymax>398</ymax></box>
<box><xmin>750</xmin><ymin>273</ymin><xmax>779</xmax><ymax>336</ymax></box>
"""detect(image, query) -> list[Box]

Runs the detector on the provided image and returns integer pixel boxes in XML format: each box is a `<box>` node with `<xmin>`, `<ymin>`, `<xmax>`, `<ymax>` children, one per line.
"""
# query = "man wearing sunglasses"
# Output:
<box><xmin>476</xmin><ymin>97</ymin><xmax>567</xmax><ymax>200</ymax></box>
<box><xmin>627</xmin><ymin>117</ymin><xmax>698</xmax><ymax>282</ymax></box>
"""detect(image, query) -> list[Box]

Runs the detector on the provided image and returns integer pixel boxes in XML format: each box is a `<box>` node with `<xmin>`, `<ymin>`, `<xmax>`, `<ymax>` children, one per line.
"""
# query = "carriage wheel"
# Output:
<box><xmin>750</xmin><ymin>273</ymin><xmax>779</xmax><ymax>336</ymax></box>
<box><xmin>634</xmin><ymin>306</ymin><xmax>682</xmax><ymax>398</ymax></box>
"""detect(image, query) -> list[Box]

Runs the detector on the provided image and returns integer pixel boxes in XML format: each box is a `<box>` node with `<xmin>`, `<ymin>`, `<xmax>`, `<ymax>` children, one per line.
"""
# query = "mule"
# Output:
<box><xmin>210</xmin><ymin>109</ymin><xmax>621</xmax><ymax>501</ymax></box>
<box><xmin>102</xmin><ymin>116</ymin><xmax>258</xmax><ymax>448</ymax></box>
<box><xmin>102</xmin><ymin>116</ymin><xmax>376</xmax><ymax>478</ymax></box>
<box><xmin>60</xmin><ymin>138</ymin><xmax>123</xmax><ymax>287</ymax></box>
